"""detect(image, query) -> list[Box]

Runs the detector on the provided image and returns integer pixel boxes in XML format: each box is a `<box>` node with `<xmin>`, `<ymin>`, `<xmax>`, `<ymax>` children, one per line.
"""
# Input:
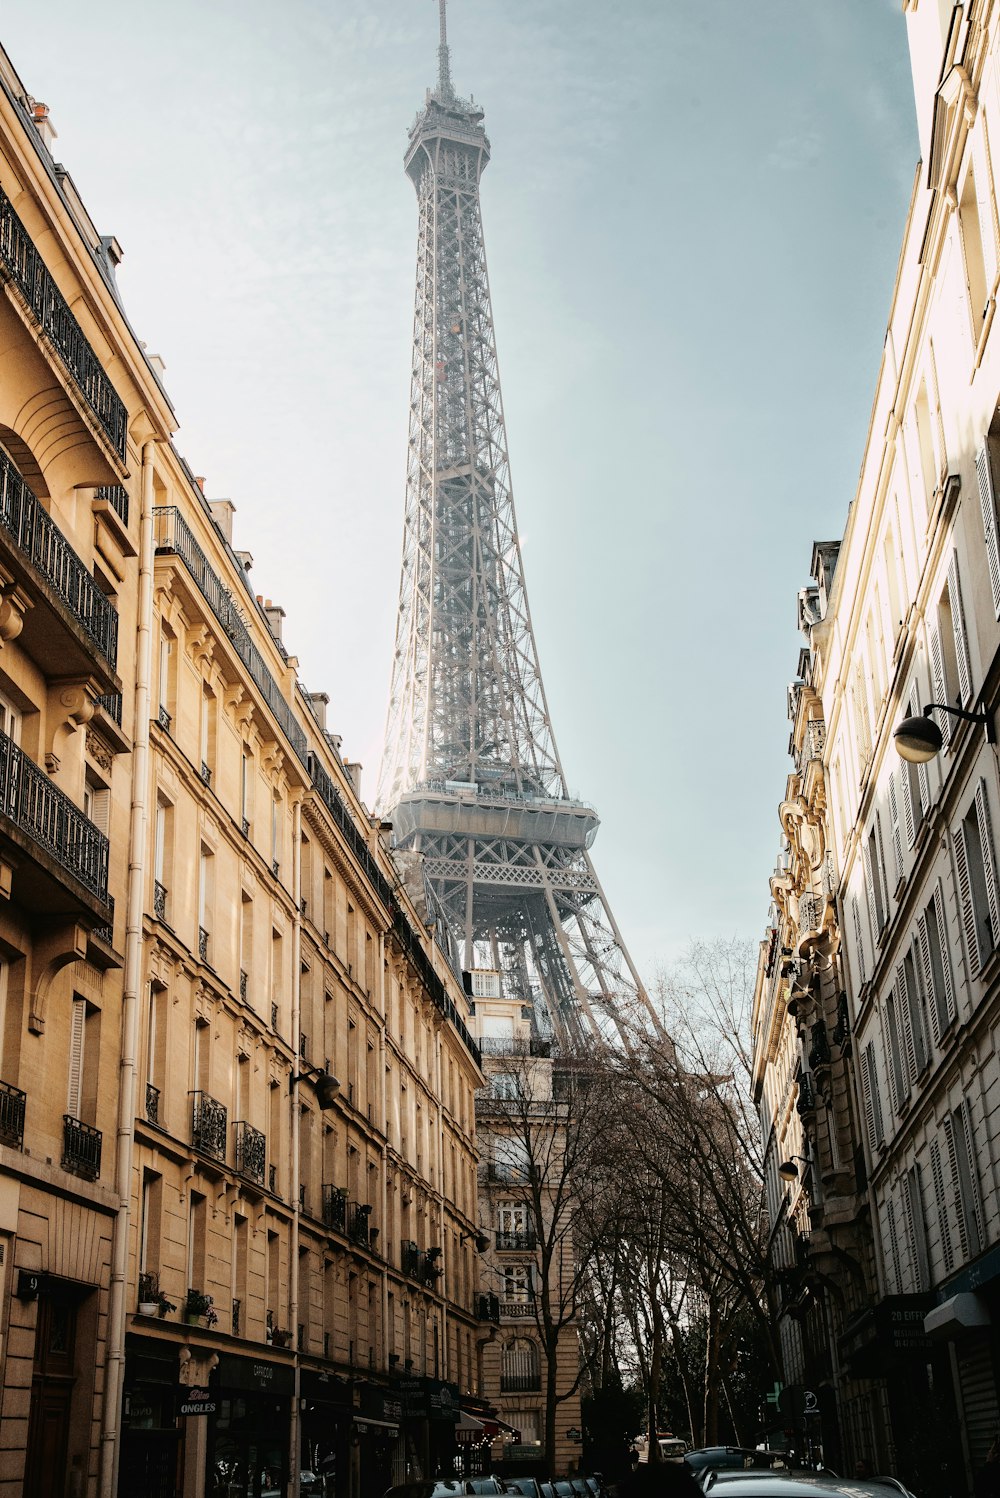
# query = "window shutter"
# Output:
<box><xmin>954</xmin><ymin>820</ymin><xmax>982</xmax><ymax>975</ymax></box>
<box><xmin>916</xmin><ymin>914</ymin><xmax>941</xmax><ymax>1046</ymax></box>
<box><xmin>903</xmin><ymin>1168</ymin><xmax>927</xmax><ymax>1292</ymax></box>
<box><xmin>935</xmin><ymin>881</ymin><xmax>957</xmax><ymax>1024</ymax></box>
<box><xmin>976</xmin><ymin>443</ymin><xmax>1000</xmax><ymax>618</ymax></box>
<box><xmin>943</xmin><ymin>1113</ymin><xmax>969</xmax><ymax>1261</ymax></box>
<box><xmin>918</xmin><ymin>751</ymin><xmax>931</xmax><ymax>815</ymax></box>
<box><xmin>852</xmin><ymin>897</ymin><xmax>868</xmax><ymax>986</ymax></box>
<box><xmin>863</xmin><ymin>1040</ymin><xmax>885</xmax><ymax>1147</ymax></box>
<box><xmin>961</xmin><ymin>1100</ymin><xmax>986</xmax><ymax>1251</ymax></box>
<box><xmin>902</xmin><ymin>760</ymin><xmax>916</xmax><ymax>848</ymax></box>
<box><xmin>68</xmin><ymin>996</ymin><xmax>85</xmax><ymax>1119</ymax></box>
<box><xmin>975</xmin><ymin>779</ymin><xmax>1000</xmax><ymax>951</ymax></box>
<box><xmin>885</xmin><ymin>1195</ymin><xmax>901</xmax><ymax>1294</ymax></box>
<box><xmin>860</xmin><ymin>1045</ymin><xmax>879</xmax><ymax>1154</ymax></box>
<box><xmin>948</xmin><ymin>553</ymin><xmax>974</xmax><ymax>705</ymax></box>
<box><xmin>929</xmin><ymin>1138</ymin><xmax>954</xmax><ymax>1274</ymax></box>
<box><xmin>896</xmin><ymin>962</ymin><xmax>917</xmax><ymax>1086</ymax></box>
<box><xmin>862</xmin><ymin>841</ymin><xmax>880</xmax><ymax>948</ymax></box>
<box><xmin>875</xmin><ymin>812</ymin><xmax>889</xmax><ymax>916</ymax></box>
<box><xmin>928</xmin><ymin>625</ymin><xmax>952</xmax><ymax>746</ymax></box>
<box><xmin>888</xmin><ymin>774</ymin><xmax>904</xmax><ymax>883</ymax></box>
<box><xmin>880</xmin><ymin>1000</ymin><xmax>900</xmax><ymax>1112</ymax></box>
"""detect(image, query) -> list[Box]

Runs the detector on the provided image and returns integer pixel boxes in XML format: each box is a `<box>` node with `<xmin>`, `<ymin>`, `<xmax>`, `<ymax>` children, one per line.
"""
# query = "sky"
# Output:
<box><xmin>1</xmin><ymin>1</ymin><xmax>918</xmax><ymax>985</ymax></box>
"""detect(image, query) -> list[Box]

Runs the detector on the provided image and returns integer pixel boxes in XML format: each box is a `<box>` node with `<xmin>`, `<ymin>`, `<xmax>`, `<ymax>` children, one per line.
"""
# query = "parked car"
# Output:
<box><xmin>504</xmin><ymin>1479</ymin><xmax>542</xmax><ymax>1498</ymax></box>
<box><xmin>383</xmin><ymin>1483</ymin><xmax>508</xmax><ymax>1498</ymax></box>
<box><xmin>699</xmin><ymin>1474</ymin><xmax>915</xmax><ymax>1498</ymax></box>
<box><xmin>685</xmin><ymin>1450</ymin><xmax>791</xmax><ymax>1482</ymax></box>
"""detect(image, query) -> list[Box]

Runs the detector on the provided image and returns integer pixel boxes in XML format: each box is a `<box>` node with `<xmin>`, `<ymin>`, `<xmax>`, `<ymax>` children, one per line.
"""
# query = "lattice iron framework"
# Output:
<box><xmin>379</xmin><ymin>2</ymin><xmax>661</xmax><ymax>1046</ymax></box>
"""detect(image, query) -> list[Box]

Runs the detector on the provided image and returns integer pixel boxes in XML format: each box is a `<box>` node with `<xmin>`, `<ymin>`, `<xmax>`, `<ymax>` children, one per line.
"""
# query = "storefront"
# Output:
<box><xmin>924</xmin><ymin>1250</ymin><xmax>1000</xmax><ymax>1494</ymax></box>
<box><xmin>356</xmin><ymin>1382</ymin><xmax>403</xmax><ymax>1498</ymax></box>
<box><xmin>301</xmin><ymin>1368</ymin><xmax>353</xmax><ymax>1497</ymax></box>
<box><xmin>121</xmin><ymin>1335</ymin><xmax>184</xmax><ymax>1498</ymax></box>
<box><xmin>208</xmin><ymin>1351</ymin><xmax>294</xmax><ymax>1498</ymax></box>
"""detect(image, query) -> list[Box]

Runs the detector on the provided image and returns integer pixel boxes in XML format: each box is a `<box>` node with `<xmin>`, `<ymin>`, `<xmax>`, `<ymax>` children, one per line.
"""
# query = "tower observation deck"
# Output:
<box><xmin>378</xmin><ymin>1</ymin><xmax>661</xmax><ymax>1046</ymax></box>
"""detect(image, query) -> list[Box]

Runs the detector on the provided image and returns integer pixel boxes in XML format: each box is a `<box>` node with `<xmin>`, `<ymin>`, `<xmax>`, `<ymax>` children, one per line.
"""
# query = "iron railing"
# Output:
<box><xmin>234</xmin><ymin>1121</ymin><xmax>265</xmax><ymax>1185</ymax></box>
<box><xmin>268</xmin><ymin>1163</ymin><xmax>277</xmax><ymax>1195</ymax></box>
<box><xmin>390</xmin><ymin>909</ymin><xmax>481</xmax><ymax>1066</ymax></box>
<box><xmin>144</xmin><ymin>1082</ymin><xmax>160</xmax><ymax>1125</ymax></box>
<box><xmin>153</xmin><ymin>881</ymin><xmax>167</xmax><ymax>921</ymax></box>
<box><xmin>0</xmin><ymin>1080</ymin><xmax>25</xmax><ymax>1148</ymax></box>
<box><xmin>191</xmin><ymin>1091</ymin><xmax>227</xmax><ymax>1160</ymax></box>
<box><xmin>0</xmin><ymin>186</ymin><xmax>128</xmax><ymax>458</ymax></box>
<box><xmin>476</xmin><ymin>1292</ymin><xmax>500</xmax><ymax>1325</ymax></box>
<box><xmin>832</xmin><ymin>992</ymin><xmax>851</xmax><ymax>1050</ymax></box>
<box><xmin>479</xmin><ymin>1036</ymin><xmax>551</xmax><ymax>1057</ymax></box>
<box><xmin>153</xmin><ymin>507</ymin><xmax>307</xmax><ymax>761</ymax></box>
<box><xmin>496</xmin><ymin>1229</ymin><xmax>537</xmax><ymax>1252</ymax></box>
<box><xmin>62</xmin><ymin>1115</ymin><xmax>102</xmax><ymax>1179</ymax></box>
<box><xmin>809</xmin><ymin>1021</ymin><xmax>831</xmax><ymax>1071</ymax></box>
<box><xmin>308</xmin><ymin>755</ymin><xmax>393</xmax><ymax>906</ymax></box>
<box><xmin>0</xmin><ymin>726</ymin><xmax>109</xmax><ymax>900</ymax></box>
<box><xmin>348</xmin><ymin>1202</ymin><xmax>372</xmax><ymax>1246</ymax></box>
<box><xmin>0</xmin><ymin>448</ymin><xmax>119</xmax><ymax>669</ymax></box>
<box><xmin>198</xmin><ymin>926</ymin><xmax>209</xmax><ymax>963</ymax></box>
<box><xmin>232</xmin><ymin>1298</ymin><xmax>241</xmax><ymax>1335</ymax></box>
<box><xmin>322</xmin><ymin>1184</ymin><xmax>347</xmax><ymax>1233</ymax></box>
<box><xmin>501</xmin><ymin>1371</ymin><xmax>541</xmax><ymax>1393</ymax></box>
<box><xmin>796</xmin><ymin>1073</ymin><xmax>817</xmax><ymax>1116</ymax></box>
<box><xmin>239</xmin><ymin>970</ymin><xmax>248</xmax><ymax>1002</ymax></box>
<box><xmin>499</xmin><ymin>1300</ymin><xmax>534</xmax><ymax>1320</ymax></box>
<box><xmin>96</xmin><ymin>485</ymin><xmax>129</xmax><ymax>527</ymax></box>
<box><xmin>200</xmin><ymin>762</ymin><xmax>212</xmax><ymax>786</ymax></box>
<box><xmin>96</xmin><ymin>692</ymin><xmax>123</xmax><ymax>725</ymax></box>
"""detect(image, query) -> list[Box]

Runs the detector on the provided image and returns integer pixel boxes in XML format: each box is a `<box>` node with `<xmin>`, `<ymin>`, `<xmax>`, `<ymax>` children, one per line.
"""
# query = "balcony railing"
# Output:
<box><xmin>191</xmin><ymin>1091</ymin><xmax>227</xmax><ymax>1161</ymax></box>
<box><xmin>322</xmin><ymin>1184</ymin><xmax>347</xmax><ymax>1233</ymax></box>
<box><xmin>96</xmin><ymin>485</ymin><xmax>129</xmax><ymax>527</ymax></box>
<box><xmin>485</xmin><ymin>1161</ymin><xmax>532</xmax><ymax>1184</ymax></box>
<box><xmin>501</xmin><ymin>1372</ymin><xmax>541</xmax><ymax>1393</ymax></box>
<box><xmin>796</xmin><ymin>1073</ymin><xmax>817</xmax><ymax>1117</ymax></box>
<box><xmin>96</xmin><ymin>692</ymin><xmax>123</xmax><ymax>725</ymax></box>
<box><xmin>0</xmin><ymin>1080</ymin><xmax>25</xmax><ymax>1148</ymax></box>
<box><xmin>153</xmin><ymin>506</ymin><xmax>307</xmax><ymax>762</ymax></box>
<box><xmin>0</xmin><ymin>186</ymin><xmax>128</xmax><ymax>458</ymax></box>
<box><xmin>239</xmin><ymin>969</ymin><xmax>248</xmax><ymax>1002</ymax></box>
<box><xmin>62</xmin><ymin>1115</ymin><xmax>101</xmax><ymax>1179</ymax></box>
<box><xmin>153</xmin><ymin>881</ymin><xmax>167</xmax><ymax>921</ymax></box>
<box><xmin>348</xmin><ymin>1201</ymin><xmax>373</xmax><ymax>1246</ymax></box>
<box><xmin>198</xmin><ymin>926</ymin><xmax>209</xmax><ymax>963</ymax></box>
<box><xmin>479</xmin><ymin>1036</ymin><xmax>551</xmax><ymax>1057</ymax></box>
<box><xmin>232</xmin><ymin>1298</ymin><xmax>241</xmax><ymax>1336</ymax></box>
<box><xmin>476</xmin><ymin>1292</ymin><xmax>500</xmax><ymax>1325</ymax></box>
<box><xmin>234</xmin><ymin>1121</ymin><xmax>265</xmax><ymax>1185</ymax></box>
<box><xmin>808</xmin><ymin>1021</ymin><xmax>831</xmax><ymax>1072</ymax></box>
<box><xmin>500</xmin><ymin>1300</ymin><xmax>534</xmax><ymax>1320</ymax></box>
<box><xmin>0</xmin><ymin>447</ymin><xmax>119</xmax><ymax>672</ymax></box>
<box><xmin>0</xmin><ymin>725</ymin><xmax>109</xmax><ymax>901</ymax></box>
<box><xmin>308</xmin><ymin>755</ymin><xmax>394</xmax><ymax>907</ymax></box>
<box><xmin>496</xmin><ymin>1229</ymin><xmax>537</xmax><ymax>1252</ymax></box>
<box><xmin>144</xmin><ymin>1082</ymin><xmax>160</xmax><ymax>1125</ymax></box>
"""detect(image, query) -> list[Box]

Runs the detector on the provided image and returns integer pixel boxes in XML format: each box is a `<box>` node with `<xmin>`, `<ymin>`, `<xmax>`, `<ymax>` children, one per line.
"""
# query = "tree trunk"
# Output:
<box><xmin>647</xmin><ymin>1301</ymin><xmax>663</xmax><ymax>1461</ymax></box>
<box><xmin>545</xmin><ymin>1333</ymin><xmax>559</xmax><ymax>1478</ymax></box>
<box><xmin>704</xmin><ymin>1296</ymin><xmax>721</xmax><ymax>1445</ymax></box>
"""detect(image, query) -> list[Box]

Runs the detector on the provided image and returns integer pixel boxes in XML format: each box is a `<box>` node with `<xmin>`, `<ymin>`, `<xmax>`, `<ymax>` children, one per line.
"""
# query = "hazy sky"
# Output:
<box><xmin>2</xmin><ymin>2</ymin><xmax>917</xmax><ymax>983</ymax></box>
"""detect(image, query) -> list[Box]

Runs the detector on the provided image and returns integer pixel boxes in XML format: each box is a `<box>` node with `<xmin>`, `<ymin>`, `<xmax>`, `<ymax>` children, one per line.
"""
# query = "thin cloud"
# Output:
<box><xmin>767</xmin><ymin>128</ymin><xmax>823</xmax><ymax>171</ymax></box>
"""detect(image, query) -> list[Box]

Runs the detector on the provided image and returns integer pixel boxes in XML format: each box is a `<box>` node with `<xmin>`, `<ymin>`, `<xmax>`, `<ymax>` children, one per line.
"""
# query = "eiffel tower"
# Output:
<box><xmin>378</xmin><ymin>1</ymin><xmax>660</xmax><ymax>1046</ymax></box>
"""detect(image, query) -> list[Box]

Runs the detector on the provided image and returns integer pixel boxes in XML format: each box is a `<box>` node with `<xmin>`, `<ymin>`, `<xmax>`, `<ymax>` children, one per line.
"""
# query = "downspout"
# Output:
<box><xmin>436</xmin><ymin>1020</ymin><xmax>448</xmax><ymax>1380</ymax></box>
<box><xmin>289</xmin><ymin>795</ymin><xmax>303</xmax><ymax>1498</ymax></box>
<box><xmin>99</xmin><ymin>437</ymin><xmax>157</xmax><ymax>1498</ymax></box>
<box><xmin>379</xmin><ymin>930</ymin><xmax>390</xmax><ymax>1370</ymax></box>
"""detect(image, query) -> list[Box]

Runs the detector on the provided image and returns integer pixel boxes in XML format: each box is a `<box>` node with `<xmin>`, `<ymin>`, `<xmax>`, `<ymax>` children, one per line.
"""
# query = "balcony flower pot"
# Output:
<box><xmin>138</xmin><ymin>1301</ymin><xmax>159</xmax><ymax>1317</ymax></box>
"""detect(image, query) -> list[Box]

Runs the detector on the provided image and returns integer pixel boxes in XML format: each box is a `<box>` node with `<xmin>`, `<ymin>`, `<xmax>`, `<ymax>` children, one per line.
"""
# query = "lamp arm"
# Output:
<box><xmin>922</xmin><ymin>703</ymin><xmax>996</xmax><ymax>742</ymax></box>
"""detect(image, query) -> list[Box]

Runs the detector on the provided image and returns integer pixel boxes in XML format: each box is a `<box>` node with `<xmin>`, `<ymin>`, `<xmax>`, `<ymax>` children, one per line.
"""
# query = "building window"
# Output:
<box><xmin>918</xmin><ymin>883</ymin><xmax>956</xmax><ymax>1040</ymax></box>
<box><xmin>959</xmin><ymin>164</ymin><xmax>990</xmax><ymax>338</ymax></box>
<box><xmin>863</xmin><ymin>814</ymin><xmax>889</xmax><ymax>941</ymax></box>
<box><xmin>860</xmin><ymin>1041</ymin><xmax>885</xmax><ymax>1154</ymax></box>
<box><xmin>501</xmin><ymin>1337</ymin><xmax>540</xmax><ymax>1393</ymax></box>
<box><xmin>503</xmin><ymin>1263</ymin><xmax>532</xmax><ymax>1304</ymax></box>
<box><xmin>946</xmin><ymin>1102</ymin><xmax>984</xmax><ymax>1261</ymax></box>
<box><xmin>199</xmin><ymin>686</ymin><xmax>216</xmax><ymax>783</ymax></box>
<box><xmin>884</xmin><ymin>990</ymin><xmax>908</xmax><ymax>1109</ymax></box>
<box><xmin>904</xmin><ymin>1165</ymin><xmax>929</xmax><ymax>1293</ymax></box>
<box><xmin>953</xmin><ymin>779</ymin><xmax>999</xmax><ymax>975</ymax></box>
<box><xmin>901</xmin><ymin>943</ymin><xmax>929</xmax><ymax>1078</ymax></box>
<box><xmin>83</xmin><ymin>773</ymin><xmax>110</xmax><ymax>836</ymax></box>
<box><xmin>977</xmin><ymin>439</ymin><xmax>1000</xmax><ymax>619</ymax></box>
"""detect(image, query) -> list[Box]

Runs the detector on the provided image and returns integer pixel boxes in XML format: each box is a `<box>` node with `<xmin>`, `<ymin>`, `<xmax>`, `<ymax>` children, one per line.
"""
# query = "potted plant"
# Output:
<box><xmin>270</xmin><ymin>1326</ymin><xmax>291</xmax><ymax>1348</ymax></box>
<box><xmin>156</xmin><ymin>1289</ymin><xmax>177</xmax><ymax>1318</ymax></box>
<box><xmin>136</xmin><ymin>1270</ymin><xmax>157</xmax><ymax>1318</ymax></box>
<box><xmin>184</xmin><ymin>1288</ymin><xmax>216</xmax><ymax>1327</ymax></box>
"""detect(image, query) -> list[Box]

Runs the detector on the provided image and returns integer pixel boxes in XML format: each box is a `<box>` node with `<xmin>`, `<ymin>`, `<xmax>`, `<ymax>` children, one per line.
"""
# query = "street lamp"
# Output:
<box><xmin>778</xmin><ymin>1156</ymin><xmax>810</xmax><ymax>1182</ymax></box>
<box><xmin>894</xmin><ymin>702</ymin><xmax>996</xmax><ymax>763</ymax></box>
<box><xmin>460</xmin><ymin>1230</ymin><xmax>492</xmax><ymax>1253</ymax></box>
<box><xmin>288</xmin><ymin>1064</ymin><xmax>341</xmax><ymax>1110</ymax></box>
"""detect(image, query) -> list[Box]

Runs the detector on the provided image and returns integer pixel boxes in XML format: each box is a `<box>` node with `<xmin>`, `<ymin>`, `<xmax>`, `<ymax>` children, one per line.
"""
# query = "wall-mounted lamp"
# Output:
<box><xmin>460</xmin><ymin>1230</ymin><xmax>491</xmax><ymax>1253</ymax></box>
<box><xmin>778</xmin><ymin>1155</ymin><xmax>811</xmax><ymax>1182</ymax></box>
<box><xmin>894</xmin><ymin>702</ymin><xmax>996</xmax><ymax>763</ymax></box>
<box><xmin>289</xmin><ymin>1064</ymin><xmax>341</xmax><ymax>1111</ymax></box>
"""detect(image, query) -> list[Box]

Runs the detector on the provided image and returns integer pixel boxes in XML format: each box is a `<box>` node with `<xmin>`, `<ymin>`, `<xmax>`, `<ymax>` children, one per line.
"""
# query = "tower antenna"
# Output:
<box><xmin>437</xmin><ymin>0</ymin><xmax>454</xmax><ymax>100</ymax></box>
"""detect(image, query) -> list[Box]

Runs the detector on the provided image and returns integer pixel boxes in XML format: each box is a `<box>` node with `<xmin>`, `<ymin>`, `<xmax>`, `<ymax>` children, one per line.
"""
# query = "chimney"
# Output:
<box><xmin>235</xmin><ymin>550</ymin><xmax>253</xmax><ymax>573</ymax></box>
<box><xmin>147</xmin><ymin>352</ymin><xmax>167</xmax><ymax>378</ymax></box>
<box><xmin>344</xmin><ymin>761</ymin><xmax>363</xmax><ymax>797</ymax></box>
<box><xmin>31</xmin><ymin>102</ymin><xmax>57</xmax><ymax>153</ymax></box>
<box><xmin>194</xmin><ymin>476</ymin><xmax>206</xmax><ymax>494</ymax></box>
<box><xmin>209</xmin><ymin>499</ymin><xmax>235</xmax><ymax>544</ymax></box>
<box><xmin>262</xmin><ymin>598</ymin><xmax>285</xmax><ymax>643</ymax></box>
<box><xmin>305</xmin><ymin>692</ymin><xmax>329</xmax><ymax>730</ymax></box>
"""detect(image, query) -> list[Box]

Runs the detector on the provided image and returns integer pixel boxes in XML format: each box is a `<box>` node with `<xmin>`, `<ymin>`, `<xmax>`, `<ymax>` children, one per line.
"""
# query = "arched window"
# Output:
<box><xmin>501</xmin><ymin>1336</ymin><xmax>540</xmax><ymax>1392</ymax></box>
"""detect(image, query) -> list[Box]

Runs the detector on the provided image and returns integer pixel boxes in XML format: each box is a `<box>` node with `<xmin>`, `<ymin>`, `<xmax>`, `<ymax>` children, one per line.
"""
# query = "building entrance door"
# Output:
<box><xmin>24</xmin><ymin>1291</ymin><xmax>78</xmax><ymax>1496</ymax></box>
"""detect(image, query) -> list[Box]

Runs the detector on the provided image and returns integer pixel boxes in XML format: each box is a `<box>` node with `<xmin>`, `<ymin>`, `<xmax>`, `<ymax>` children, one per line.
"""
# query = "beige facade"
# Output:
<box><xmin>755</xmin><ymin>4</ymin><xmax>1000</xmax><ymax>1494</ymax></box>
<box><xmin>472</xmin><ymin>984</ymin><xmax>581</xmax><ymax>1479</ymax></box>
<box><xmin>0</xmin><ymin>34</ymin><xmax>486</xmax><ymax>1498</ymax></box>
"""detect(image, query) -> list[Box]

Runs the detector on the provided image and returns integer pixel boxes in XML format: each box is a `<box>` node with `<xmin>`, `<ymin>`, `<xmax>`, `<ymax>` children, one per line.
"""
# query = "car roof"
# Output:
<box><xmin>703</xmin><ymin>1476</ymin><xmax>911</xmax><ymax>1498</ymax></box>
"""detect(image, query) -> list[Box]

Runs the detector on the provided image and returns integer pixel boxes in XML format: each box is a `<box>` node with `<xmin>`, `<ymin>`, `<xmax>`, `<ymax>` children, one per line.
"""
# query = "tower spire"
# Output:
<box><xmin>437</xmin><ymin>0</ymin><xmax>454</xmax><ymax>101</ymax></box>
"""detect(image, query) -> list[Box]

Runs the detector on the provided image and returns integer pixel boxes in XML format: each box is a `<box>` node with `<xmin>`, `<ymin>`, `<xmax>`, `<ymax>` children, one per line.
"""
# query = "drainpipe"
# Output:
<box><xmin>435</xmin><ymin>1021</ymin><xmax>448</xmax><ymax>1381</ymax></box>
<box><xmin>379</xmin><ymin>930</ymin><xmax>390</xmax><ymax>1370</ymax></box>
<box><xmin>289</xmin><ymin>795</ymin><xmax>303</xmax><ymax>1498</ymax></box>
<box><xmin>99</xmin><ymin>438</ymin><xmax>157</xmax><ymax>1498</ymax></box>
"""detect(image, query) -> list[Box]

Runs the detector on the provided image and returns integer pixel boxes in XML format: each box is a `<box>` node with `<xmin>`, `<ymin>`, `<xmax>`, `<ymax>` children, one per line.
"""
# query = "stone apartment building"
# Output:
<box><xmin>0</xmin><ymin>34</ymin><xmax>487</xmax><ymax>1498</ymax></box>
<box><xmin>754</xmin><ymin>3</ymin><xmax>1000</xmax><ymax>1492</ymax></box>
<box><xmin>471</xmin><ymin>979</ymin><xmax>581</xmax><ymax>1480</ymax></box>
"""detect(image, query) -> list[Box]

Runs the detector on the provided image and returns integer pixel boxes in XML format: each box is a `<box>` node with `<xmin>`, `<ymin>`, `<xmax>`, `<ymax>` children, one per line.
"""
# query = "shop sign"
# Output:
<box><xmin>179</xmin><ymin>1385</ymin><xmax>217</xmax><ymax>1417</ymax></box>
<box><xmin>359</xmin><ymin>1385</ymin><xmax>403</xmax><ymax>1424</ymax></box>
<box><xmin>504</xmin><ymin>1444</ymin><xmax>539</xmax><ymax>1461</ymax></box>
<box><xmin>875</xmin><ymin>1294</ymin><xmax>935</xmax><ymax>1354</ymax></box>
<box><xmin>426</xmin><ymin>1379</ymin><xmax>460</xmax><ymax>1421</ymax></box>
<box><xmin>216</xmin><ymin>1352</ymin><xmax>294</xmax><ymax>1396</ymax></box>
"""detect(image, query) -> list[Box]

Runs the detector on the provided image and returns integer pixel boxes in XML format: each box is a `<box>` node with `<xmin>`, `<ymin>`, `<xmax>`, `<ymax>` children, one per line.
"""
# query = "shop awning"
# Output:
<box><xmin>354</xmin><ymin>1415</ymin><xmax>400</xmax><ymax>1434</ymax></box>
<box><xmin>456</xmin><ymin>1411</ymin><xmax>486</xmax><ymax>1440</ymax></box>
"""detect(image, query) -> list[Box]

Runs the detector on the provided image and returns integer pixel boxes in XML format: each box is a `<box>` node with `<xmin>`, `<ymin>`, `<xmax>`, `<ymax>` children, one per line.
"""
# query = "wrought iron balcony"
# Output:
<box><xmin>62</xmin><ymin>1115</ymin><xmax>102</xmax><ymax>1179</ymax></box>
<box><xmin>0</xmin><ymin>725</ymin><xmax>109</xmax><ymax>902</ymax></box>
<box><xmin>501</xmin><ymin>1372</ymin><xmax>541</xmax><ymax>1393</ymax></box>
<box><xmin>96</xmin><ymin>692</ymin><xmax>123</xmax><ymax>725</ymax></box>
<box><xmin>191</xmin><ymin>1091</ymin><xmax>227</xmax><ymax>1161</ymax></box>
<box><xmin>322</xmin><ymin>1184</ymin><xmax>347</xmax><ymax>1233</ymax></box>
<box><xmin>268</xmin><ymin>1163</ymin><xmax>277</xmax><ymax>1195</ymax></box>
<box><xmin>153</xmin><ymin>881</ymin><xmax>167</xmax><ymax>921</ymax></box>
<box><xmin>796</xmin><ymin>1073</ymin><xmax>817</xmax><ymax>1117</ymax></box>
<box><xmin>349</xmin><ymin>1202</ymin><xmax>372</xmax><ymax>1245</ymax></box>
<box><xmin>153</xmin><ymin>506</ymin><xmax>307</xmax><ymax>761</ymax></box>
<box><xmin>479</xmin><ymin>1036</ymin><xmax>551</xmax><ymax>1057</ymax></box>
<box><xmin>200</xmin><ymin>762</ymin><xmax>212</xmax><ymax>787</ymax></box>
<box><xmin>476</xmin><ymin>1292</ymin><xmax>500</xmax><ymax>1325</ymax></box>
<box><xmin>496</xmin><ymin>1229</ymin><xmax>537</xmax><ymax>1252</ymax></box>
<box><xmin>198</xmin><ymin>926</ymin><xmax>209</xmax><ymax>963</ymax></box>
<box><xmin>239</xmin><ymin>969</ymin><xmax>248</xmax><ymax>1002</ymax></box>
<box><xmin>0</xmin><ymin>1080</ymin><xmax>26</xmax><ymax>1148</ymax></box>
<box><xmin>832</xmin><ymin>992</ymin><xmax>851</xmax><ymax>1050</ymax></box>
<box><xmin>0</xmin><ymin>448</ymin><xmax>119</xmax><ymax>671</ymax></box>
<box><xmin>96</xmin><ymin>485</ymin><xmax>129</xmax><ymax>527</ymax></box>
<box><xmin>144</xmin><ymin>1082</ymin><xmax>160</xmax><ymax>1125</ymax></box>
<box><xmin>0</xmin><ymin>186</ymin><xmax>128</xmax><ymax>458</ymax></box>
<box><xmin>808</xmin><ymin>1021</ymin><xmax>831</xmax><ymax>1072</ymax></box>
<box><xmin>234</xmin><ymin>1121</ymin><xmax>265</xmax><ymax>1185</ymax></box>
<box><xmin>485</xmin><ymin>1160</ymin><xmax>532</xmax><ymax>1184</ymax></box>
<box><xmin>156</xmin><ymin>705</ymin><xmax>171</xmax><ymax>731</ymax></box>
<box><xmin>232</xmin><ymin>1297</ymin><xmax>241</xmax><ymax>1336</ymax></box>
